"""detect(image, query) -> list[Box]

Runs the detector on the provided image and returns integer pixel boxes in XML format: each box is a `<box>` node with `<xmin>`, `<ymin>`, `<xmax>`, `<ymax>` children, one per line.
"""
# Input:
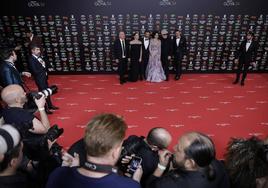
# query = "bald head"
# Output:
<box><xmin>1</xmin><ymin>85</ymin><xmax>26</xmax><ymax>106</ymax></box>
<box><xmin>147</xmin><ymin>127</ymin><xmax>172</xmax><ymax>149</ymax></box>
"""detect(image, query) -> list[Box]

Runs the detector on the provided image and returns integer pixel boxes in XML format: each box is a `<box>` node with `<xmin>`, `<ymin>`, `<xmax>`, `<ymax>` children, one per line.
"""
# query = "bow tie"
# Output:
<box><xmin>247</xmin><ymin>41</ymin><xmax>251</xmax><ymax>43</ymax></box>
<box><xmin>145</xmin><ymin>39</ymin><xmax>149</xmax><ymax>41</ymax></box>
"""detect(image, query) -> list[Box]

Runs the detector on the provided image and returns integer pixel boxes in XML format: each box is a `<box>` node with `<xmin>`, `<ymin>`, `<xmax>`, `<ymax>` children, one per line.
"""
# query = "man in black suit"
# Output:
<box><xmin>233</xmin><ymin>31</ymin><xmax>258</xmax><ymax>86</ymax></box>
<box><xmin>0</xmin><ymin>48</ymin><xmax>31</xmax><ymax>88</ymax></box>
<box><xmin>114</xmin><ymin>31</ymin><xmax>129</xmax><ymax>85</ymax></box>
<box><xmin>161</xmin><ymin>29</ymin><xmax>173</xmax><ymax>81</ymax></box>
<box><xmin>173</xmin><ymin>30</ymin><xmax>187</xmax><ymax>80</ymax></box>
<box><xmin>141</xmin><ymin>30</ymin><xmax>151</xmax><ymax>80</ymax></box>
<box><xmin>28</xmin><ymin>45</ymin><xmax>58</xmax><ymax>114</ymax></box>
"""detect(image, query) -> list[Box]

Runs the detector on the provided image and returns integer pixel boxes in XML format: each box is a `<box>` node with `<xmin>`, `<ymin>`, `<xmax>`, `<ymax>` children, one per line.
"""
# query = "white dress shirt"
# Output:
<box><xmin>144</xmin><ymin>38</ymin><xmax>149</xmax><ymax>50</ymax></box>
<box><xmin>120</xmin><ymin>39</ymin><xmax>126</xmax><ymax>58</ymax></box>
<box><xmin>246</xmin><ymin>40</ymin><xmax>251</xmax><ymax>51</ymax></box>
<box><xmin>176</xmin><ymin>38</ymin><xmax>181</xmax><ymax>46</ymax></box>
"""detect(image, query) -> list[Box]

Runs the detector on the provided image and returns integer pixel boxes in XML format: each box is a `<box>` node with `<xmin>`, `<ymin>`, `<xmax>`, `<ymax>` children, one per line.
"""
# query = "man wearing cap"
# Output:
<box><xmin>161</xmin><ymin>29</ymin><xmax>173</xmax><ymax>81</ymax></box>
<box><xmin>233</xmin><ymin>31</ymin><xmax>258</xmax><ymax>86</ymax></box>
<box><xmin>173</xmin><ymin>30</ymin><xmax>187</xmax><ymax>80</ymax></box>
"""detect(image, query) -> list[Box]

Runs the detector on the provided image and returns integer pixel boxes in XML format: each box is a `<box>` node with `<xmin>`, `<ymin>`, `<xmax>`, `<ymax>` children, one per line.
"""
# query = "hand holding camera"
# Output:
<box><xmin>158</xmin><ymin>149</ymin><xmax>172</xmax><ymax>167</ymax></box>
<box><xmin>34</xmin><ymin>93</ymin><xmax>46</xmax><ymax>110</ymax></box>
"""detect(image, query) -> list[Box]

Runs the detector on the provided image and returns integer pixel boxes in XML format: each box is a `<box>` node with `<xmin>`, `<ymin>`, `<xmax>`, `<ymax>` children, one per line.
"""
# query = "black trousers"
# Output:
<box><xmin>36</xmin><ymin>78</ymin><xmax>54</xmax><ymax>107</ymax></box>
<box><xmin>235</xmin><ymin>61</ymin><xmax>250</xmax><ymax>82</ymax></box>
<box><xmin>174</xmin><ymin>56</ymin><xmax>183</xmax><ymax>77</ymax></box>
<box><xmin>161</xmin><ymin>57</ymin><xmax>169</xmax><ymax>79</ymax></box>
<box><xmin>118</xmin><ymin>58</ymin><xmax>128</xmax><ymax>82</ymax></box>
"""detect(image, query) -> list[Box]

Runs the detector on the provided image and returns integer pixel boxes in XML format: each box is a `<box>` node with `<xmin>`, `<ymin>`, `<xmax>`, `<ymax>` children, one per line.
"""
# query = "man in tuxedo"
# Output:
<box><xmin>28</xmin><ymin>45</ymin><xmax>58</xmax><ymax>114</ymax></box>
<box><xmin>173</xmin><ymin>30</ymin><xmax>187</xmax><ymax>80</ymax></box>
<box><xmin>160</xmin><ymin>29</ymin><xmax>173</xmax><ymax>81</ymax></box>
<box><xmin>233</xmin><ymin>31</ymin><xmax>258</xmax><ymax>86</ymax></box>
<box><xmin>114</xmin><ymin>31</ymin><xmax>129</xmax><ymax>85</ymax></box>
<box><xmin>0</xmin><ymin>48</ymin><xmax>31</xmax><ymax>88</ymax></box>
<box><xmin>141</xmin><ymin>30</ymin><xmax>151</xmax><ymax>80</ymax></box>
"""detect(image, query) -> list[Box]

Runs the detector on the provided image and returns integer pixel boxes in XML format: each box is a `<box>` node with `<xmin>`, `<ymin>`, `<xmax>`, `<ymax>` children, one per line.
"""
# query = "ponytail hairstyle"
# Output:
<box><xmin>184</xmin><ymin>132</ymin><xmax>216</xmax><ymax>181</ymax></box>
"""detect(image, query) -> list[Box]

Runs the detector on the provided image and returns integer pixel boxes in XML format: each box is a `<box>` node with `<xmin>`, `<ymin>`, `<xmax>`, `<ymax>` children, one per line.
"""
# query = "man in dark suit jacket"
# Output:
<box><xmin>0</xmin><ymin>48</ymin><xmax>31</xmax><ymax>88</ymax></box>
<box><xmin>28</xmin><ymin>45</ymin><xmax>58</xmax><ymax>114</ymax></box>
<box><xmin>114</xmin><ymin>31</ymin><xmax>129</xmax><ymax>84</ymax></box>
<box><xmin>161</xmin><ymin>29</ymin><xmax>173</xmax><ymax>81</ymax></box>
<box><xmin>173</xmin><ymin>30</ymin><xmax>187</xmax><ymax>80</ymax></box>
<box><xmin>141</xmin><ymin>30</ymin><xmax>151</xmax><ymax>80</ymax></box>
<box><xmin>233</xmin><ymin>31</ymin><xmax>258</xmax><ymax>86</ymax></box>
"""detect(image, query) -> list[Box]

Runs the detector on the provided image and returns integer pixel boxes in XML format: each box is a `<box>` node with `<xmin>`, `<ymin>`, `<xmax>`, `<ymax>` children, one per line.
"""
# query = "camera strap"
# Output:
<box><xmin>83</xmin><ymin>161</ymin><xmax>118</xmax><ymax>174</ymax></box>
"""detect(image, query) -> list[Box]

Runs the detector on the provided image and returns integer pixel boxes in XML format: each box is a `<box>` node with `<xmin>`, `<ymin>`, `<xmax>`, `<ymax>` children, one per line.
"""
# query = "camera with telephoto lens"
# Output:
<box><xmin>28</xmin><ymin>85</ymin><xmax>58</xmax><ymax>100</ymax></box>
<box><xmin>44</xmin><ymin>124</ymin><xmax>64</xmax><ymax>142</ymax></box>
<box><xmin>21</xmin><ymin>124</ymin><xmax>64</xmax><ymax>161</ymax></box>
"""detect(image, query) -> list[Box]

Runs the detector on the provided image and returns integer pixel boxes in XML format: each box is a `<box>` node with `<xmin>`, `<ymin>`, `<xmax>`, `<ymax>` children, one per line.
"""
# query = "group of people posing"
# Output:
<box><xmin>114</xmin><ymin>30</ymin><xmax>258</xmax><ymax>86</ymax></box>
<box><xmin>114</xmin><ymin>29</ymin><xmax>187</xmax><ymax>84</ymax></box>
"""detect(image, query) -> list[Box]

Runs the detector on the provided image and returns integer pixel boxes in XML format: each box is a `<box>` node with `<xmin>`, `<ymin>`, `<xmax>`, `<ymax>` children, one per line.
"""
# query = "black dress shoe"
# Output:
<box><xmin>120</xmin><ymin>80</ymin><xmax>124</xmax><ymax>85</ymax></box>
<box><xmin>240</xmin><ymin>81</ymin><xmax>245</xmax><ymax>86</ymax></box>
<box><xmin>233</xmin><ymin>80</ymin><xmax>239</xmax><ymax>84</ymax></box>
<box><xmin>49</xmin><ymin>105</ymin><xmax>59</xmax><ymax>110</ymax></box>
<box><xmin>175</xmin><ymin>76</ymin><xmax>180</xmax><ymax>80</ymax></box>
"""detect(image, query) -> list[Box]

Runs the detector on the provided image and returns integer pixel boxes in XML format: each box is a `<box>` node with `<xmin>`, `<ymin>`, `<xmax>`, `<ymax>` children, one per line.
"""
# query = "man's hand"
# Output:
<box><xmin>34</xmin><ymin>93</ymin><xmax>46</xmax><ymax>109</ymax></box>
<box><xmin>62</xmin><ymin>152</ymin><xmax>80</xmax><ymax>167</ymax></box>
<box><xmin>22</xmin><ymin>72</ymin><xmax>31</xmax><ymax>78</ymax></box>
<box><xmin>121</xmin><ymin>154</ymin><xmax>133</xmax><ymax>164</ymax></box>
<box><xmin>132</xmin><ymin>165</ymin><xmax>143</xmax><ymax>183</ymax></box>
<box><xmin>168</xmin><ymin>56</ymin><xmax>171</xmax><ymax>60</ymax></box>
<box><xmin>251</xmin><ymin>62</ymin><xmax>257</xmax><ymax>68</ymax></box>
<box><xmin>234</xmin><ymin>59</ymin><xmax>239</xmax><ymax>64</ymax></box>
<box><xmin>115</xmin><ymin>59</ymin><xmax>119</xmax><ymax>63</ymax></box>
<box><xmin>158</xmin><ymin>149</ymin><xmax>172</xmax><ymax>167</ymax></box>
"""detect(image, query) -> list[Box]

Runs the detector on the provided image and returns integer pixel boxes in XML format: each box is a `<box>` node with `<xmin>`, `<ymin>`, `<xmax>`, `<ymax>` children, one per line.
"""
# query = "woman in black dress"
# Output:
<box><xmin>129</xmin><ymin>32</ymin><xmax>142</xmax><ymax>82</ymax></box>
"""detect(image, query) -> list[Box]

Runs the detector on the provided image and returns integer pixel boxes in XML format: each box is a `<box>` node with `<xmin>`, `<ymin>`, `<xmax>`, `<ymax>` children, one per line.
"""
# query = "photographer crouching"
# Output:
<box><xmin>0</xmin><ymin>84</ymin><xmax>64</xmax><ymax>186</ymax></box>
<box><xmin>118</xmin><ymin>127</ymin><xmax>172</xmax><ymax>188</ymax></box>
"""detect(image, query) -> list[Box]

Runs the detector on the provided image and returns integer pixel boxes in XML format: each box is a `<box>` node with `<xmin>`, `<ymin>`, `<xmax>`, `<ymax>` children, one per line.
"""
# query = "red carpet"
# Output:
<box><xmin>26</xmin><ymin>73</ymin><xmax>268</xmax><ymax>159</ymax></box>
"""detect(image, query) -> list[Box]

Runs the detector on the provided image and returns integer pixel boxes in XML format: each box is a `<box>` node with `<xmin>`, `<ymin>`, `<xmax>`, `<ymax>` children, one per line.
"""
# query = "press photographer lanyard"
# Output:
<box><xmin>83</xmin><ymin>161</ymin><xmax>118</xmax><ymax>174</ymax></box>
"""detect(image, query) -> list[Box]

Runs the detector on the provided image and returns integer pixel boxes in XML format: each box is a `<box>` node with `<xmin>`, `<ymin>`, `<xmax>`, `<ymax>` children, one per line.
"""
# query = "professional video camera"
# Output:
<box><xmin>28</xmin><ymin>85</ymin><xmax>58</xmax><ymax>100</ymax></box>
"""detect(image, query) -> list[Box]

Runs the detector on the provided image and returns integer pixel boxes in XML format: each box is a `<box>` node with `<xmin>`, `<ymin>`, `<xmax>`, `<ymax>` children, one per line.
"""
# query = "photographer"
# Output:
<box><xmin>119</xmin><ymin>127</ymin><xmax>172</xmax><ymax>187</ymax></box>
<box><xmin>1</xmin><ymin>84</ymin><xmax>50</xmax><ymax>134</ymax></box>
<box><xmin>0</xmin><ymin>124</ymin><xmax>31</xmax><ymax>188</ymax></box>
<box><xmin>1</xmin><ymin>84</ymin><xmax>63</xmax><ymax>186</ymax></box>
<box><xmin>46</xmin><ymin>113</ymin><xmax>141</xmax><ymax>188</ymax></box>
<box><xmin>147</xmin><ymin>132</ymin><xmax>230</xmax><ymax>188</ymax></box>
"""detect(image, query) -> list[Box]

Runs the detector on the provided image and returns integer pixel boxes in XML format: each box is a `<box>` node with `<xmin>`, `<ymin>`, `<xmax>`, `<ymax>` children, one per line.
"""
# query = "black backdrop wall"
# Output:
<box><xmin>0</xmin><ymin>0</ymin><xmax>268</xmax><ymax>74</ymax></box>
